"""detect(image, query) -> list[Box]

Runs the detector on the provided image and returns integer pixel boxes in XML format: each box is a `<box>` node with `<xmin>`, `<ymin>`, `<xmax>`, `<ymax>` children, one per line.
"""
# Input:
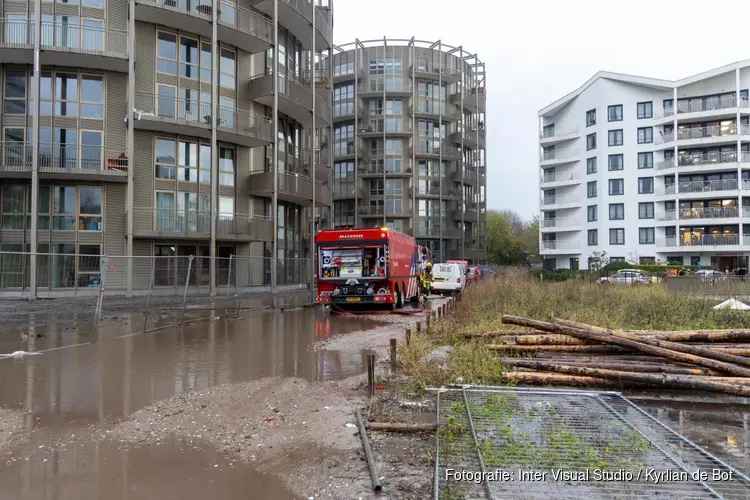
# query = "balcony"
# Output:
<box><xmin>250</xmin><ymin>0</ymin><xmax>331</xmax><ymax>50</ymax></box>
<box><xmin>540</xmin><ymin>194</ymin><xmax>580</xmax><ymax>209</ymax></box>
<box><xmin>358</xmin><ymin>206</ymin><xmax>413</xmax><ymax>219</ymax></box>
<box><xmin>132</xmin><ymin>208</ymin><xmax>274</xmax><ymax>242</ymax></box>
<box><xmin>249</xmin><ymin>74</ymin><xmax>331</xmax><ymax>128</ymax></box>
<box><xmin>358</xmin><ymin>164</ymin><xmax>412</xmax><ymax>178</ymax></box>
<box><xmin>539</xmin><ymin>125</ymin><xmax>581</xmax><ymax>146</ymax></box>
<box><xmin>332</xmin><ymin>140</ymin><xmax>367</xmax><ymax>161</ymax></box>
<box><xmin>333</xmin><ymin>102</ymin><xmax>363</xmax><ymax>122</ymax></box>
<box><xmin>463</xmin><ymin>246</ymin><xmax>486</xmax><ymax>262</ymax></box>
<box><xmin>540</xmin><ymin>171</ymin><xmax>581</xmax><ymax>187</ymax></box>
<box><xmin>540</xmin><ymin>217</ymin><xmax>581</xmax><ymax>232</ymax></box>
<box><xmin>217</xmin><ymin>1</ymin><xmax>273</xmax><ymax>54</ymax></box>
<box><xmin>451</xmin><ymin>169</ymin><xmax>479</xmax><ymax>185</ymax></box>
<box><xmin>357</xmin><ymin>122</ymin><xmax>413</xmax><ymax>139</ymax></box>
<box><xmin>0</xmin><ymin>18</ymin><xmax>128</xmax><ymax>72</ymax></box>
<box><xmin>451</xmin><ymin>204</ymin><xmax>481</xmax><ymax>222</ymax></box>
<box><xmin>416</xmin><ymin>227</ymin><xmax>463</xmax><ymax>239</ymax></box>
<box><xmin>663</xmin><ymin>207</ymin><xmax>740</xmax><ymax>223</ymax></box>
<box><xmin>449</xmin><ymin>89</ymin><xmax>486</xmax><ymax>113</ymax></box>
<box><xmin>662</xmin><ymin>234</ymin><xmax>740</xmax><ymax>247</ymax></box>
<box><xmin>248</xmin><ymin>170</ymin><xmax>329</xmax><ymax>207</ymax></box>
<box><xmin>659</xmin><ymin>124</ymin><xmax>743</xmax><ymax>147</ymax></box>
<box><xmin>540</xmin><ymin>148</ymin><xmax>580</xmax><ymax>167</ymax></box>
<box><xmin>1</xmin><ymin>142</ymin><xmax>128</xmax><ymax>182</ymax></box>
<box><xmin>449</xmin><ymin>127</ymin><xmax>486</xmax><ymax>149</ymax></box>
<box><xmin>663</xmin><ymin>179</ymin><xmax>739</xmax><ymax>196</ymax></box>
<box><xmin>541</xmin><ymin>240</ymin><xmax>580</xmax><ymax>253</ymax></box>
<box><xmin>409</xmin><ymin>143</ymin><xmax>462</xmax><ymax>160</ymax></box>
<box><xmin>408</xmin><ymin>104</ymin><xmax>460</xmax><ymax>123</ymax></box>
<box><xmin>409</xmin><ymin>63</ymin><xmax>461</xmax><ymax>84</ymax></box>
<box><xmin>656</xmin><ymin>95</ymin><xmax>749</xmax><ymax>122</ymax></box>
<box><xmin>655</xmin><ymin>151</ymin><xmax>745</xmax><ymax>171</ymax></box>
<box><xmin>332</xmin><ymin>182</ymin><xmax>362</xmax><ymax>199</ymax></box>
<box><xmin>415</xmin><ymin>185</ymin><xmax>459</xmax><ymax>199</ymax></box>
<box><xmin>333</xmin><ymin>66</ymin><xmax>364</xmax><ymax>84</ymax></box>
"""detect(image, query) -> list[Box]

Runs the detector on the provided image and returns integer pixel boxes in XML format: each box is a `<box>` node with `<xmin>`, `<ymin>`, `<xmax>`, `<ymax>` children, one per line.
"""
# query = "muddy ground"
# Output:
<box><xmin>0</xmin><ymin>408</ymin><xmax>24</xmax><ymax>457</ymax></box>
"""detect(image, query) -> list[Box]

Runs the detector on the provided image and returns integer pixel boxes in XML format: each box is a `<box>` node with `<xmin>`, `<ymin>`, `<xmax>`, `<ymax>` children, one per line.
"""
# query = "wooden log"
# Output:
<box><xmin>552</xmin><ymin>318</ymin><xmax>750</xmax><ymax>343</ymax></box>
<box><xmin>500</xmin><ymin>357</ymin><xmax>710</xmax><ymax>376</ymax></box>
<box><xmin>550</xmin><ymin>318</ymin><xmax>750</xmax><ymax>369</ymax></box>
<box><xmin>365</xmin><ymin>422</ymin><xmax>437</xmax><ymax>432</ymax></box>
<box><xmin>501</xmin><ymin>315</ymin><xmax>750</xmax><ymax>377</ymax></box>
<box><xmin>513</xmin><ymin>334</ymin><xmax>594</xmax><ymax>346</ymax></box>
<box><xmin>500</xmin><ymin>371</ymin><xmax>647</xmax><ymax>389</ymax></box>
<box><xmin>487</xmin><ymin>344</ymin><xmax>630</xmax><ymax>354</ymax></box>
<box><xmin>712</xmin><ymin>348</ymin><xmax>750</xmax><ymax>356</ymax></box>
<box><xmin>502</xmin><ymin>360</ymin><xmax>750</xmax><ymax>397</ymax></box>
<box><xmin>464</xmin><ymin>329</ymin><xmax>544</xmax><ymax>339</ymax></box>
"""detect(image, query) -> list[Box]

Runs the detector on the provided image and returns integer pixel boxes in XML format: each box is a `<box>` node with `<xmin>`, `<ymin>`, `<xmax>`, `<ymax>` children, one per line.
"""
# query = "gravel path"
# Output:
<box><xmin>0</xmin><ymin>408</ymin><xmax>24</xmax><ymax>458</ymax></box>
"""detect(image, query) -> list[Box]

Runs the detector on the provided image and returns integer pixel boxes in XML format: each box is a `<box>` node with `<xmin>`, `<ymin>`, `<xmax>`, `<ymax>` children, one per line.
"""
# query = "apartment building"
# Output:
<box><xmin>539</xmin><ymin>60</ymin><xmax>750</xmax><ymax>271</ymax></box>
<box><xmin>329</xmin><ymin>38</ymin><xmax>487</xmax><ymax>263</ymax></box>
<box><xmin>0</xmin><ymin>0</ymin><xmax>333</xmax><ymax>295</ymax></box>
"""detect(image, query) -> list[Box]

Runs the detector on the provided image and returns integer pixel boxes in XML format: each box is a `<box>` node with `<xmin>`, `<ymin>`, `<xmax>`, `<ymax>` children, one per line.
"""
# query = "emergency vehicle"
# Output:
<box><xmin>315</xmin><ymin>227</ymin><xmax>424</xmax><ymax>308</ymax></box>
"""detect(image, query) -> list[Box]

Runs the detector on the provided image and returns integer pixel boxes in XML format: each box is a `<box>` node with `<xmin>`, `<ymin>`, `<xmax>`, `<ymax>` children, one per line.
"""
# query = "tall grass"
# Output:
<box><xmin>399</xmin><ymin>270</ymin><xmax>750</xmax><ymax>386</ymax></box>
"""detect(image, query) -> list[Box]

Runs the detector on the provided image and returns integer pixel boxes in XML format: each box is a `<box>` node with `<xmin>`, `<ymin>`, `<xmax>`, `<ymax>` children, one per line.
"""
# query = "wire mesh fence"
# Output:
<box><xmin>0</xmin><ymin>251</ymin><xmax>314</xmax><ymax>338</ymax></box>
<box><xmin>435</xmin><ymin>386</ymin><xmax>750</xmax><ymax>500</ymax></box>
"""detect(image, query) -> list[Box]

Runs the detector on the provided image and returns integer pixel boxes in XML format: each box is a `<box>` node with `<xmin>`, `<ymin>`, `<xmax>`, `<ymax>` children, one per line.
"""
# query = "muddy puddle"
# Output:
<box><xmin>0</xmin><ymin>437</ymin><xmax>300</xmax><ymax>500</ymax></box>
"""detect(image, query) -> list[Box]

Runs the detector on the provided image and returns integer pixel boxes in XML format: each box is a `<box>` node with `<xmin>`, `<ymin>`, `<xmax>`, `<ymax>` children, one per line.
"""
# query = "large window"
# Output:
<box><xmin>637</xmin><ymin>127</ymin><xmax>653</xmax><ymax>144</ymax></box>
<box><xmin>639</xmin><ymin>202</ymin><xmax>654</xmax><ymax>219</ymax></box>
<box><xmin>154</xmin><ymin>191</ymin><xmax>210</xmax><ymax>232</ymax></box>
<box><xmin>637</xmin><ymin>101</ymin><xmax>653</xmax><ymax>119</ymax></box>
<box><xmin>219</xmin><ymin>147</ymin><xmax>234</xmax><ymax>186</ymax></box>
<box><xmin>4</xmin><ymin>70</ymin><xmax>103</xmax><ymax>119</ymax></box>
<box><xmin>638</xmin><ymin>152</ymin><xmax>653</xmax><ymax>169</ymax></box>
<box><xmin>638</xmin><ymin>177</ymin><xmax>654</xmax><ymax>194</ymax></box>
<box><xmin>587</xmin><ymin>205</ymin><xmax>597</xmax><ymax>222</ymax></box>
<box><xmin>154</xmin><ymin>137</ymin><xmax>212</xmax><ymax>183</ymax></box>
<box><xmin>586</xmin><ymin>133</ymin><xmax>596</xmax><ymax>151</ymax></box>
<box><xmin>586</xmin><ymin>157</ymin><xmax>597</xmax><ymax>174</ymax></box>
<box><xmin>607</xmin><ymin>105</ymin><xmax>623</xmax><ymax>122</ymax></box>
<box><xmin>6</xmin><ymin>127</ymin><xmax>104</xmax><ymax>171</ymax></box>
<box><xmin>3</xmin><ymin>71</ymin><xmax>26</xmax><ymax>114</ymax></box>
<box><xmin>609</xmin><ymin>228</ymin><xmax>625</xmax><ymax>245</ymax></box>
<box><xmin>639</xmin><ymin>227</ymin><xmax>655</xmax><ymax>244</ymax></box>
<box><xmin>588</xmin><ymin>229</ymin><xmax>598</xmax><ymax>246</ymax></box>
<box><xmin>220</xmin><ymin>48</ymin><xmax>236</xmax><ymax>89</ymax></box>
<box><xmin>609</xmin><ymin>203</ymin><xmax>624</xmax><ymax>220</ymax></box>
<box><xmin>609</xmin><ymin>178</ymin><xmax>624</xmax><ymax>195</ymax></box>
<box><xmin>333</xmin><ymin>84</ymin><xmax>354</xmax><ymax>117</ymax></box>
<box><xmin>587</xmin><ymin>181</ymin><xmax>597</xmax><ymax>198</ymax></box>
<box><xmin>0</xmin><ymin>184</ymin><xmax>104</xmax><ymax>232</ymax></box>
<box><xmin>333</xmin><ymin>123</ymin><xmax>355</xmax><ymax>156</ymax></box>
<box><xmin>608</xmin><ymin>154</ymin><xmax>623</xmax><ymax>171</ymax></box>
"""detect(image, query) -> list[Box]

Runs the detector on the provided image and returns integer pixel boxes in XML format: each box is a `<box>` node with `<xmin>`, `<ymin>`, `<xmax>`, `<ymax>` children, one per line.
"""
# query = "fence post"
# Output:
<box><xmin>143</xmin><ymin>256</ymin><xmax>156</xmax><ymax>331</ymax></box>
<box><xmin>367</xmin><ymin>353</ymin><xmax>376</xmax><ymax>396</ymax></box>
<box><xmin>94</xmin><ymin>255</ymin><xmax>109</xmax><ymax>330</ymax></box>
<box><xmin>224</xmin><ymin>254</ymin><xmax>234</xmax><ymax>316</ymax></box>
<box><xmin>181</xmin><ymin>255</ymin><xmax>195</xmax><ymax>324</ymax></box>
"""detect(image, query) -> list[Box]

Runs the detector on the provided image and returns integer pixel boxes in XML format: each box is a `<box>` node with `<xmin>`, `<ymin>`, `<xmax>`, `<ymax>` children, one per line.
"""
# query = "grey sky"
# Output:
<box><xmin>333</xmin><ymin>0</ymin><xmax>750</xmax><ymax>221</ymax></box>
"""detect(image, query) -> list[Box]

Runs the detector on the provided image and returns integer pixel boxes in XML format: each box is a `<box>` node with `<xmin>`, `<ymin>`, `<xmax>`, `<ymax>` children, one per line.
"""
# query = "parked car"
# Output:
<box><xmin>694</xmin><ymin>270</ymin><xmax>726</xmax><ymax>281</ymax></box>
<box><xmin>431</xmin><ymin>263</ymin><xmax>466</xmax><ymax>295</ymax></box>
<box><xmin>600</xmin><ymin>269</ymin><xmax>650</xmax><ymax>285</ymax></box>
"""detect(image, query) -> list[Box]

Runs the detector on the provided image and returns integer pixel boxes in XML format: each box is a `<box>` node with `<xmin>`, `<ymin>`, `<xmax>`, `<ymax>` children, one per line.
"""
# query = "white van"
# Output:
<box><xmin>431</xmin><ymin>263</ymin><xmax>465</xmax><ymax>295</ymax></box>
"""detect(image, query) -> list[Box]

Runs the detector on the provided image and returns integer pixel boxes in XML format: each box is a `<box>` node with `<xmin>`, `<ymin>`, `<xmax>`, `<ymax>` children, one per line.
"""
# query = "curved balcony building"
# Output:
<box><xmin>0</xmin><ymin>0</ymin><xmax>333</xmax><ymax>296</ymax></box>
<box><xmin>328</xmin><ymin>38</ymin><xmax>487</xmax><ymax>263</ymax></box>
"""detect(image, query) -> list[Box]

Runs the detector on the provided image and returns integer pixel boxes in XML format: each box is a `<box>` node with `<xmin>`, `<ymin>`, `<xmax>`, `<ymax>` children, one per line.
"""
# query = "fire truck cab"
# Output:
<box><xmin>316</xmin><ymin>227</ymin><xmax>421</xmax><ymax>308</ymax></box>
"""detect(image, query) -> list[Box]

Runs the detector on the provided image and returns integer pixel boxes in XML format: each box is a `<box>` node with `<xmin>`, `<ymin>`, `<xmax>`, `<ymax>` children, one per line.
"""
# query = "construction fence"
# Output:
<box><xmin>0</xmin><ymin>251</ymin><xmax>315</xmax><ymax>336</ymax></box>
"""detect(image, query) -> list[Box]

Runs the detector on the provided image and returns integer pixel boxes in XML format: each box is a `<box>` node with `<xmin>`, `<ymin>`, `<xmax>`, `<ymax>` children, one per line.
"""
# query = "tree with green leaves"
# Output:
<box><xmin>486</xmin><ymin>210</ymin><xmax>539</xmax><ymax>265</ymax></box>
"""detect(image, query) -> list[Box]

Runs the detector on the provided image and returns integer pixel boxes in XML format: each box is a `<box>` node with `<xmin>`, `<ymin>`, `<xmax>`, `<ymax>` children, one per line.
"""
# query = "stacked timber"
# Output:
<box><xmin>475</xmin><ymin>316</ymin><xmax>750</xmax><ymax>397</ymax></box>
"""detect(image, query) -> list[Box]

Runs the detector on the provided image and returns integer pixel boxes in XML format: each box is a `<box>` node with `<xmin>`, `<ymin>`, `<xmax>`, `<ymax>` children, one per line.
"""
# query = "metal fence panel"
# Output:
<box><xmin>435</xmin><ymin>386</ymin><xmax>750</xmax><ymax>500</ymax></box>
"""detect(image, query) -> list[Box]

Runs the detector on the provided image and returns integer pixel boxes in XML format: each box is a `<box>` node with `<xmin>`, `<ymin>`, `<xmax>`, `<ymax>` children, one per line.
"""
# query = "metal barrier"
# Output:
<box><xmin>0</xmin><ymin>251</ymin><xmax>314</xmax><ymax>335</ymax></box>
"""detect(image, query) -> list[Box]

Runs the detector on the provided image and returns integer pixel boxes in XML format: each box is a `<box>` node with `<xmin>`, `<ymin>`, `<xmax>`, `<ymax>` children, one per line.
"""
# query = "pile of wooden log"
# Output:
<box><xmin>470</xmin><ymin>315</ymin><xmax>750</xmax><ymax>397</ymax></box>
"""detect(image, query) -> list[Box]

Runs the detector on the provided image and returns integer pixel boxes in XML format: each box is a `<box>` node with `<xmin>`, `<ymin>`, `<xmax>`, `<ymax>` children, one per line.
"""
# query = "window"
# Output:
<box><xmin>638</xmin><ymin>152</ymin><xmax>653</xmax><ymax>169</ymax></box>
<box><xmin>180</xmin><ymin>36</ymin><xmax>199</xmax><ymax>79</ymax></box>
<box><xmin>608</xmin><ymin>129</ymin><xmax>623</xmax><ymax>146</ymax></box>
<box><xmin>219</xmin><ymin>147</ymin><xmax>234</xmax><ymax>186</ymax></box>
<box><xmin>609</xmin><ymin>203</ymin><xmax>624</xmax><ymax>220</ymax></box>
<box><xmin>638</xmin><ymin>202</ymin><xmax>654</xmax><ymax>219</ymax></box>
<box><xmin>609</xmin><ymin>228</ymin><xmax>625</xmax><ymax>245</ymax></box>
<box><xmin>155</xmin><ymin>138</ymin><xmax>177</xmax><ymax>179</ymax></box>
<box><xmin>638</xmin><ymin>177</ymin><xmax>654</xmax><ymax>194</ymax></box>
<box><xmin>586</xmin><ymin>133</ymin><xmax>596</xmax><ymax>151</ymax></box>
<box><xmin>587</xmin><ymin>181</ymin><xmax>597</xmax><ymax>198</ymax></box>
<box><xmin>52</xmin><ymin>186</ymin><xmax>76</xmax><ymax>229</ymax></box>
<box><xmin>1</xmin><ymin>185</ymin><xmax>25</xmax><ymax>229</ymax></box>
<box><xmin>588</xmin><ymin>229</ymin><xmax>598</xmax><ymax>246</ymax></box>
<box><xmin>608</xmin><ymin>154</ymin><xmax>623</xmax><ymax>171</ymax></box>
<box><xmin>178</xmin><ymin>141</ymin><xmax>198</xmax><ymax>182</ymax></box>
<box><xmin>586</xmin><ymin>109</ymin><xmax>596</xmax><ymax>127</ymax></box>
<box><xmin>199</xmin><ymin>144</ymin><xmax>211</xmax><ymax>184</ymax></box>
<box><xmin>54</xmin><ymin>73</ymin><xmax>78</xmax><ymax>117</ymax></box>
<box><xmin>80</xmin><ymin>75</ymin><xmax>103</xmax><ymax>118</ymax></box>
<box><xmin>200</xmin><ymin>43</ymin><xmax>212</xmax><ymax>82</ymax></box>
<box><xmin>78</xmin><ymin>186</ymin><xmax>103</xmax><ymax>231</ymax></box>
<box><xmin>637</xmin><ymin>127</ymin><xmax>653</xmax><ymax>144</ymax></box>
<box><xmin>607</xmin><ymin>105</ymin><xmax>623</xmax><ymax>122</ymax></box>
<box><xmin>637</xmin><ymin>101</ymin><xmax>653</xmax><ymax>119</ymax></box>
<box><xmin>586</xmin><ymin>157</ymin><xmax>597</xmax><ymax>174</ymax></box>
<box><xmin>385</xmin><ymin>179</ymin><xmax>403</xmax><ymax>195</ymax></box>
<box><xmin>77</xmin><ymin>244</ymin><xmax>102</xmax><ymax>287</ymax></box>
<box><xmin>587</xmin><ymin>205</ymin><xmax>597</xmax><ymax>222</ymax></box>
<box><xmin>220</xmin><ymin>48</ymin><xmax>236</xmax><ymax>88</ymax></box>
<box><xmin>157</xmin><ymin>32</ymin><xmax>178</xmax><ymax>74</ymax></box>
<box><xmin>609</xmin><ymin>179</ymin><xmax>624</xmax><ymax>195</ymax></box>
<box><xmin>3</xmin><ymin>71</ymin><xmax>26</xmax><ymax>114</ymax></box>
<box><xmin>639</xmin><ymin>228</ymin><xmax>655</xmax><ymax>244</ymax></box>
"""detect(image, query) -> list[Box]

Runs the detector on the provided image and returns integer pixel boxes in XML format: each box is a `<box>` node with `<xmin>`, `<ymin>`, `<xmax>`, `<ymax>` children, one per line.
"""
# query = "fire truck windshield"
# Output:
<box><xmin>318</xmin><ymin>245</ymin><xmax>386</xmax><ymax>279</ymax></box>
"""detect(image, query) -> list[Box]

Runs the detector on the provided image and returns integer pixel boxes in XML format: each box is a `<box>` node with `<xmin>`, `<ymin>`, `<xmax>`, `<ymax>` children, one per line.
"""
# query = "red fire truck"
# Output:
<box><xmin>316</xmin><ymin>227</ymin><xmax>423</xmax><ymax>308</ymax></box>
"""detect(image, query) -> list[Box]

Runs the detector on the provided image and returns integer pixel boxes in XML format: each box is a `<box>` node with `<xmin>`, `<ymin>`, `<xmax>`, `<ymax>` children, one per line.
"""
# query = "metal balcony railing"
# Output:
<box><xmin>0</xmin><ymin>18</ymin><xmax>128</xmax><ymax>57</ymax></box>
<box><xmin>541</xmin><ymin>171</ymin><xmax>580</xmax><ymax>183</ymax></box>
<box><xmin>140</xmin><ymin>0</ymin><xmax>214</xmax><ymax>20</ymax></box>
<box><xmin>216</xmin><ymin>106</ymin><xmax>273</xmax><ymax>137</ymax></box>
<box><xmin>541</xmin><ymin>217</ymin><xmax>579</xmax><ymax>228</ymax></box>
<box><xmin>677</xmin><ymin>151</ymin><xmax>740</xmax><ymax>167</ymax></box>
<box><xmin>676</xmin><ymin>125</ymin><xmax>738</xmax><ymax>140</ymax></box>
<box><xmin>132</xmin><ymin>208</ymin><xmax>272</xmax><ymax>237</ymax></box>
<box><xmin>667</xmin><ymin>179</ymin><xmax>738</xmax><ymax>195</ymax></box>
<box><xmin>134</xmin><ymin>91</ymin><xmax>213</xmax><ymax>126</ymax></box>
<box><xmin>218</xmin><ymin>1</ymin><xmax>273</xmax><ymax>43</ymax></box>
<box><xmin>664</xmin><ymin>234</ymin><xmax>740</xmax><ymax>247</ymax></box>
<box><xmin>540</xmin><ymin>125</ymin><xmax>580</xmax><ymax>139</ymax></box>
<box><xmin>1</xmin><ymin>141</ymin><xmax>129</xmax><ymax>174</ymax></box>
<box><xmin>541</xmin><ymin>240</ymin><xmax>578</xmax><ymax>250</ymax></box>
<box><xmin>675</xmin><ymin>95</ymin><xmax>741</xmax><ymax>114</ymax></box>
<box><xmin>666</xmin><ymin>207</ymin><xmax>740</xmax><ymax>220</ymax></box>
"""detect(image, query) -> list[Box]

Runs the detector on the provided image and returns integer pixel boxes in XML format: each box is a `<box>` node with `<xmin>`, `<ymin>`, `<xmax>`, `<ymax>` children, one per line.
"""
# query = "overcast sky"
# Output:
<box><xmin>332</xmin><ymin>0</ymin><xmax>750</xmax><ymax>220</ymax></box>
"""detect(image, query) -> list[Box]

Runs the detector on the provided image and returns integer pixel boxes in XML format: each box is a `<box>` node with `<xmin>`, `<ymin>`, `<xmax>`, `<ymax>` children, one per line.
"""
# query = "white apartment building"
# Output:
<box><xmin>538</xmin><ymin>60</ymin><xmax>750</xmax><ymax>271</ymax></box>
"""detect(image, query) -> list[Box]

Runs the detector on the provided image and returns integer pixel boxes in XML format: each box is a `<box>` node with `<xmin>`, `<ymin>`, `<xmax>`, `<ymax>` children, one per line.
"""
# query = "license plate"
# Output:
<box><xmin>434</xmin><ymin>278</ymin><xmax>444</xmax><ymax>282</ymax></box>
<box><xmin>347</xmin><ymin>297</ymin><xmax>361</xmax><ymax>302</ymax></box>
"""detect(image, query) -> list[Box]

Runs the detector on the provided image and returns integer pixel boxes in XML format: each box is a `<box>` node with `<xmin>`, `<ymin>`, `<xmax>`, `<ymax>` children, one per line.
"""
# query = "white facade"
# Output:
<box><xmin>538</xmin><ymin>60</ymin><xmax>750</xmax><ymax>271</ymax></box>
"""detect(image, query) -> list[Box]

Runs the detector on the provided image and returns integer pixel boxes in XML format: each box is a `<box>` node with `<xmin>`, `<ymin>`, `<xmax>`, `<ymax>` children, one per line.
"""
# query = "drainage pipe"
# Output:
<box><xmin>355</xmin><ymin>408</ymin><xmax>382</xmax><ymax>492</ymax></box>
